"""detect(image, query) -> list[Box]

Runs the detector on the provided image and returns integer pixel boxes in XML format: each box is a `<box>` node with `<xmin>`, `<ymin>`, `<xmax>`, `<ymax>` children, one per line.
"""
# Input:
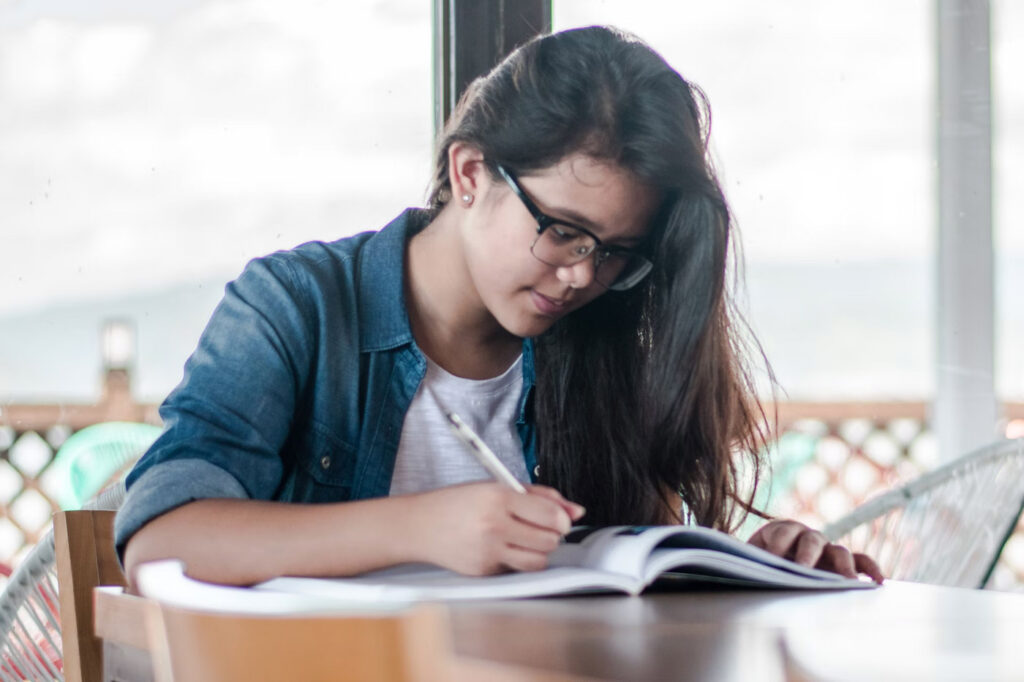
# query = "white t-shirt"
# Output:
<box><xmin>389</xmin><ymin>354</ymin><xmax>529</xmax><ymax>496</ymax></box>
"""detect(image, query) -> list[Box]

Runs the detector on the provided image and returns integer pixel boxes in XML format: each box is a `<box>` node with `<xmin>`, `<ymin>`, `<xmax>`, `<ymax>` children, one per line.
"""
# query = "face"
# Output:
<box><xmin>458</xmin><ymin>152</ymin><xmax>659</xmax><ymax>339</ymax></box>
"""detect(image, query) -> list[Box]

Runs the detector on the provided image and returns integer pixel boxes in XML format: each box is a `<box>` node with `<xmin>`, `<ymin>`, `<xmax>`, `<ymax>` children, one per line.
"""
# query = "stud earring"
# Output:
<box><xmin>461</xmin><ymin>194</ymin><xmax>473</xmax><ymax>205</ymax></box>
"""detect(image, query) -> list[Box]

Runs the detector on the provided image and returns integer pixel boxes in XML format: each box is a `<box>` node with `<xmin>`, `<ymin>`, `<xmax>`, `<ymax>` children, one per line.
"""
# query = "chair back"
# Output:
<box><xmin>148</xmin><ymin>602</ymin><xmax>452</xmax><ymax>682</ymax></box>
<box><xmin>0</xmin><ymin>478</ymin><xmax>130</xmax><ymax>682</ymax></box>
<box><xmin>54</xmin><ymin>510</ymin><xmax>127</xmax><ymax>682</ymax></box>
<box><xmin>823</xmin><ymin>438</ymin><xmax>1024</xmax><ymax>588</ymax></box>
<box><xmin>0</xmin><ymin>530</ymin><xmax>61</xmax><ymax>681</ymax></box>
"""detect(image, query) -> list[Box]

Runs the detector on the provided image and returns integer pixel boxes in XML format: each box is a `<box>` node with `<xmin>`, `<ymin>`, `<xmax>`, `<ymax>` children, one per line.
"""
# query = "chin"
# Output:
<box><xmin>499</xmin><ymin>311</ymin><xmax>559</xmax><ymax>339</ymax></box>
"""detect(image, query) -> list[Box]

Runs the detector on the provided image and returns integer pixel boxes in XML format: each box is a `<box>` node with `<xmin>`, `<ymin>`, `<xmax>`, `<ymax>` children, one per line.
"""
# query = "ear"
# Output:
<box><xmin>448</xmin><ymin>142</ymin><xmax>488</xmax><ymax>206</ymax></box>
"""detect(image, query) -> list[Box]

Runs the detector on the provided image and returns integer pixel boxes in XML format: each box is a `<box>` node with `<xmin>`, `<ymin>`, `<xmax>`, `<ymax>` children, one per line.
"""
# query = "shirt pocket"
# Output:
<box><xmin>289</xmin><ymin>423</ymin><xmax>357</xmax><ymax>504</ymax></box>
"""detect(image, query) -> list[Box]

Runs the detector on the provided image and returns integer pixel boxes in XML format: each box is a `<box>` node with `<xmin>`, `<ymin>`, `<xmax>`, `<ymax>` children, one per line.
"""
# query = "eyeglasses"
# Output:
<box><xmin>496</xmin><ymin>165</ymin><xmax>653</xmax><ymax>291</ymax></box>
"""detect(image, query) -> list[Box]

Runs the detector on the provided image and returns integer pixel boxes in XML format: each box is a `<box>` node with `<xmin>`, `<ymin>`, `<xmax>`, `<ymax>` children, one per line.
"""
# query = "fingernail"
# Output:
<box><xmin>573</xmin><ymin>504</ymin><xmax>586</xmax><ymax>518</ymax></box>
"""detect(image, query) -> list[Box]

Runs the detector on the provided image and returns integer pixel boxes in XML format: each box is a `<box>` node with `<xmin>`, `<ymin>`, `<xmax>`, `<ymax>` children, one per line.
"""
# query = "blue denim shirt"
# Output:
<box><xmin>114</xmin><ymin>209</ymin><xmax>538</xmax><ymax>556</ymax></box>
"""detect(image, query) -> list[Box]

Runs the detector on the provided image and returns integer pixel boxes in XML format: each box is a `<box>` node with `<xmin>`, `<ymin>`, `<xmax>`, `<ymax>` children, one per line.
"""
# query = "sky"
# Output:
<box><xmin>1</xmin><ymin>0</ymin><xmax>434</xmax><ymax>315</ymax></box>
<box><xmin>0</xmin><ymin>0</ymin><xmax>1021</xmax><ymax>401</ymax></box>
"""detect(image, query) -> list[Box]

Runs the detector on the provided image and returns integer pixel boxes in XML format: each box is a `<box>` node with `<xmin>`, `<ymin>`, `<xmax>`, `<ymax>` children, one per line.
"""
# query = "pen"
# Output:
<box><xmin>444</xmin><ymin>411</ymin><xmax>528</xmax><ymax>494</ymax></box>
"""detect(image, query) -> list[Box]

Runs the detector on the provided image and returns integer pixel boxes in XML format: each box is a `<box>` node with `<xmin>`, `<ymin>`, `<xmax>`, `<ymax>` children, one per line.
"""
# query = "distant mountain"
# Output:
<box><xmin>0</xmin><ymin>276</ymin><xmax>229</xmax><ymax>403</ymax></box>
<box><xmin>1</xmin><ymin>258</ymin><xmax>1021</xmax><ymax>404</ymax></box>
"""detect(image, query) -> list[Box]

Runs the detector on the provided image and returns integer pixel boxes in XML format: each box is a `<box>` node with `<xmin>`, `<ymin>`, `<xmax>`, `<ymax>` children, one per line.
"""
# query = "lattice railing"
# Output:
<box><xmin>0</xmin><ymin>426</ymin><xmax>68</xmax><ymax>566</ymax></box>
<box><xmin>0</xmin><ymin>371</ymin><xmax>159</xmax><ymax>576</ymax></box>
<box><xmin>1</xmin><ymin>399</ymin><xmax>1022</xmax><ymax>589</ymax></box>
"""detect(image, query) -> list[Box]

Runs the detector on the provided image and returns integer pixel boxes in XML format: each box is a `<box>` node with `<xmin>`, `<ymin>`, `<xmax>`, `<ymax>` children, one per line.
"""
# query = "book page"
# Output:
<box><xmin>260</xmin><ymin>563</ymin><xmax>642</xmax><ymax>601</ymax></box>
<box><xmin>557</xmin><ymin>525</ymin><xmax>874</xmax><ymax>588</ymax></box>
<box><xmin>135</xmin><ymin>560</ymin><xmax>418</xmax><ymax>614</ymax></box>
<box><xmin>642</xmin><ymin>549</ymin><xmax>872</xmax><ymax>589</ymax></box>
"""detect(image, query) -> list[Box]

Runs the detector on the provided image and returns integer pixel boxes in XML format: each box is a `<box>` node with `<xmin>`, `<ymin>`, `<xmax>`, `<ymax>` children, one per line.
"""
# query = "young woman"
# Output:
<box><xmin>117</xmin><ymin>26</ymin><xmax>882</xmax><ymax>586</ymax></box>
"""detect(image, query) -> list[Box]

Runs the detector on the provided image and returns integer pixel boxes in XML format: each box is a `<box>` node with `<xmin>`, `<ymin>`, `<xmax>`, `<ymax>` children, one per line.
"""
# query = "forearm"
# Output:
<box><xmin>123</xmin><ymin>495</ymin><xmax>421</xmax><ymax>587</ymax></box>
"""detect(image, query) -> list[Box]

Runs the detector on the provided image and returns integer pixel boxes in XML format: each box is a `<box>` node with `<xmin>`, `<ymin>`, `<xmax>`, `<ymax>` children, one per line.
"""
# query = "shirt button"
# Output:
<box><xmin>533</xmin><ymin>465</ymin><xmax>540</xmax><ymax>477</ymax></box>
<box><xmin>320</xmin><ymin>456</ymin><xmax>331</xmax><ymax>470</ymax></box>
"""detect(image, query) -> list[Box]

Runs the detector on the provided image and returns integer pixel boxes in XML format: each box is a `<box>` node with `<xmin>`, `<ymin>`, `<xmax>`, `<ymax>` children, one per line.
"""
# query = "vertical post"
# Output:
<box><xmin>934</xmin><ymin>0</ymin><xmax>996</xmax><ymax>461</ymax></box>
<box><xmin>101</xmin><ymin>319</ymin><xmax>136</xmax><ymax>411</ymax></box>
<box><xmin>432</xmin><ymin>0</ymin><xmax>550</xmax><ymax>138</ymax></box>
<box><xmin>432</xmin><ymin>0</ymin><xmax>452</xmax><ymax>140</ymax></box>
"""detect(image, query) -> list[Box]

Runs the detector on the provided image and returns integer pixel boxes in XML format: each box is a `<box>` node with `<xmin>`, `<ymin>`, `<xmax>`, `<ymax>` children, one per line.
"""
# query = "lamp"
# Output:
<box><xmin>101</xmin><ymin>319</ymin><xmax>135</xmax><ymax>372</ymax></box>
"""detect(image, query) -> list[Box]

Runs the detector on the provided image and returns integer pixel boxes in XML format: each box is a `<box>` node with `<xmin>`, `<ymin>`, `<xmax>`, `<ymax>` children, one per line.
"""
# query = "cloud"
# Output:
<box><xmin>0</xmin><ymin>0</ymin><xmax>433</xmax><ymax>315</ymax></box>
<box><xmin>1</xmin><ymin>0</ymin><xmax>1020</xmax><ymax>318</ymax></box>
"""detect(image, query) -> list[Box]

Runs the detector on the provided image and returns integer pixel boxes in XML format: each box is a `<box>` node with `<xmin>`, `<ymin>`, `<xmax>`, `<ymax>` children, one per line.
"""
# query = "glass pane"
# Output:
<box><xmin>0</xmin><ymin>0</ymin><xmax>433</xmax><ymax>402</ymax></box>
<box><xmin>994</xmin><ymin>0</ymin><xmax>1024</xmax><ymax>402</ymax></box>
<box><xmin>554</xmin><ymin>2</ymin><xmax>933</xmax><ymax>400</ymax></box>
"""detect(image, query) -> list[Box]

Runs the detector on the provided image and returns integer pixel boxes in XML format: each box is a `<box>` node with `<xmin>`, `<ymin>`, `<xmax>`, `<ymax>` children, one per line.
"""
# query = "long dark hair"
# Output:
<box><xmin>428</xmin><ymin>26</ymin><xmax>772</xmax><ymax>531</ymax></box>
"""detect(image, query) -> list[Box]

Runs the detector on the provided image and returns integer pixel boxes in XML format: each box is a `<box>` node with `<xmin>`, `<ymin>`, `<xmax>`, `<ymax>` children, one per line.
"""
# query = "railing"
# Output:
<box><xmin>0</xmin><ymin>370</ymin><xmax>160</xmax><ymax>564</ymax></box>
<box><xmin>1</xmin><ymin>393</ymin><xmax>1023</xmax><ymax>587</ymax></box>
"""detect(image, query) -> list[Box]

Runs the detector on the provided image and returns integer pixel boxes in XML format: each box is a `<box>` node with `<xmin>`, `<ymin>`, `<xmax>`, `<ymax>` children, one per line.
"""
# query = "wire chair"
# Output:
<box><xmin>0</xmin><ymin>483</ymin><xmax>128</xmax><ymax>681</ymax></box>
<box><xmin>823</xmin><ymin>438</ymin><xmax>1024</xmax><ymax>588</ymax></box>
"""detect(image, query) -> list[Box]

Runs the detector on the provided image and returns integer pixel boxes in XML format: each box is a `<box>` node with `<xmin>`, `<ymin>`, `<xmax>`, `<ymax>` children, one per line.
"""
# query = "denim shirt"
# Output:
<box><xmin>114</xmin><ymin>209</ymin><xmax>538</xmax><ymax>555</ymax></box>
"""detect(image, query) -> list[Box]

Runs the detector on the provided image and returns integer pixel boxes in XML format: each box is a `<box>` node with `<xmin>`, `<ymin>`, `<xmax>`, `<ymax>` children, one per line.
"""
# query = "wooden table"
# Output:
<box><xmin>96</xmin><ymin>581</ymin><xmax>1024</xmax><ymax>681</ymax></box>
<box><xmin>446</xmin><ymin>582</ymin><xmax>1024</xmax><ymax>681</ymax></box>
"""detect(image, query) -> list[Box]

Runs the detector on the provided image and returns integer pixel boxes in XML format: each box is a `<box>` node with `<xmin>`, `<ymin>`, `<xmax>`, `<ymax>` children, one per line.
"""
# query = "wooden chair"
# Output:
<box><xmin>147</xmin><ymin>602</ymin><xmax>455</xmax><ymax>682</ymax></box>
<box><xmin>135</xmin><ymin>561</ymin><xmax>590</xmax><ymax>682</ymax></box>
<box><xmin>0</xmin><ymin>483</ymin><xmax>139</xmax><ymax>682</ymax></box>
<box><xmin>54</xmin><ymin>508</ymin><xmax>156</xmax><ymax>682</ymax></box>
<box><xmin>53</xmin><ymin>496</ymin><xmax>585</xmax><ymax>682</ymax></box>
<box><xmin>143</xmin><ymin>600</ymin><xmax>587</xmax><ymax>682</ymax></box>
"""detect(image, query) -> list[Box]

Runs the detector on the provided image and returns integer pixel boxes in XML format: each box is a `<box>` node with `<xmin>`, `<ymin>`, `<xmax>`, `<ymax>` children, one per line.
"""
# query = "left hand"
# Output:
<box><xmin>748</xmin><ymin>519</ymin><xmax>884</xmax><ymax>584</ymax></box>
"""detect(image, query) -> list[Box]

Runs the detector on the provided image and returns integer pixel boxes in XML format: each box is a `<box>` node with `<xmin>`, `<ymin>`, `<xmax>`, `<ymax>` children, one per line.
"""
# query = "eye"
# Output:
<box><xmin>549</xmin><ymin>224</ymin><xmax>582</xmax><ymax>243</ymax></box>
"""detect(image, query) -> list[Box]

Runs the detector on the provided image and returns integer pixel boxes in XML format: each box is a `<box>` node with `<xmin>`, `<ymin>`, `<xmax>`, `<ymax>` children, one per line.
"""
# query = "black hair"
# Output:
<box><xmin>429</xmin><ymin>26</ymin><xmax>772</xmax><ymax>530</ymax></box>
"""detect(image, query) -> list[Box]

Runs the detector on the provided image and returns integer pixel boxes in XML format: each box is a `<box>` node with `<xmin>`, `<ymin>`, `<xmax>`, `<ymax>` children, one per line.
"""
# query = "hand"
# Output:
<box><xmin>748</xmin><ymin>519</ymin><xmax>885</xmax><ymax>584</ymax></box>
<box><xmin>407</xmin><ymin>482</ymin><xmax>586</xmax><ymax>576</ymax></box>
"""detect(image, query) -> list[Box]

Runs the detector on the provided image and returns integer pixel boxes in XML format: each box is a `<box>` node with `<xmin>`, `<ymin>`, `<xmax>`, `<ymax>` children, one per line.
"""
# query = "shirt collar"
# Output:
<box><xmin>357</xmin><ymin>208</ymin><xmax>432</xmax><ymax>352</ymax></box>
<box><xmin>355</xmin><ymin>208</ymin><xmax>538</xmax><ymax>396</ymax></box>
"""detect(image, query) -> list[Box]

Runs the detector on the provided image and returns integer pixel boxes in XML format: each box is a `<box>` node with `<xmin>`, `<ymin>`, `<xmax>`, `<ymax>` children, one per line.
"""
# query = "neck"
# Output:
<box><xmin>405</xmin><ymin>204</ymin><xmax>521</xmax><ymax>379</ymax></box>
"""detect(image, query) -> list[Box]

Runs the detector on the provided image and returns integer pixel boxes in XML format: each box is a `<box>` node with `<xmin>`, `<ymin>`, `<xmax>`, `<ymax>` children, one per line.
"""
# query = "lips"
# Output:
<box><xmin>531</xmin><ymin>290</ymin><xmax>571</xmax><ymax>317</ymax></box>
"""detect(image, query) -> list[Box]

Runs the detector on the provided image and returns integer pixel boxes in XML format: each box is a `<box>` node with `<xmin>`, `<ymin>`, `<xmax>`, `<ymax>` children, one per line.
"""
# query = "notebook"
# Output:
<box><xmin>255</xmin><ymin>525</ymin><xmax>876</xmax><ymax>602</ymax></box>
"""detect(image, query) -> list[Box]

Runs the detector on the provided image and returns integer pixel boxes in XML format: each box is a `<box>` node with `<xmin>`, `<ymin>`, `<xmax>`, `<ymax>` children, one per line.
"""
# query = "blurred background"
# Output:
<box><xmin>1</xmin><ymin>1</ymin><xmax>1021</xmax><ymax>582</ymax></box>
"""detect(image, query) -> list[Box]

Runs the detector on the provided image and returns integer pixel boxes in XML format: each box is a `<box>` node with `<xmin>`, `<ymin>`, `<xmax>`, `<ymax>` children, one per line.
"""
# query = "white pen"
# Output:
<box><xmin>444</xmin><ymin>411</ymin><xmax>528</xmax><ymax>494</ymax></box>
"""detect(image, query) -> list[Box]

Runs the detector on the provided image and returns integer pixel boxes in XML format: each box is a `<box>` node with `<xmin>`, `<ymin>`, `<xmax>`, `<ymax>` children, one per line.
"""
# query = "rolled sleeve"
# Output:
<box><xmin>125</xmin><ymin>253</ymin><xmax>315</xmax><ymax>501</ymax></box>
<box><xmin>114</xmin><ymin>459</ymin><xmax>249</xmax><ymax>561</ymax></box>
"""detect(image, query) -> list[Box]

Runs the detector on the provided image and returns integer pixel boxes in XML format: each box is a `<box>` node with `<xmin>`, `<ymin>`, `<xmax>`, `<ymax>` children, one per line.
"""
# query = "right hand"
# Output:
<box><xmin>408</xmin><ymin>482</ymin><xmax>585</xmax><ymax>576</ymax></box>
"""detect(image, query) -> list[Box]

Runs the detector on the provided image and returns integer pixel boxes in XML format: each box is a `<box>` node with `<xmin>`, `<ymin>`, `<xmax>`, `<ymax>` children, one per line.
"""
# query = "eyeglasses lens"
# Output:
<box><xmin>531</xmin><ymin>226</ymin><xmax>646</xmax><ymax>290</ymax></box>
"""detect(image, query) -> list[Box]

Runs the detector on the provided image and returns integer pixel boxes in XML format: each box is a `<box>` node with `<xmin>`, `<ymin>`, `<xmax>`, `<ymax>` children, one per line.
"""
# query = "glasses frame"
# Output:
<box><xmin>495</xmin><ymin>165</ymin><xmax>653</xmax><ymax>291</ymax></box>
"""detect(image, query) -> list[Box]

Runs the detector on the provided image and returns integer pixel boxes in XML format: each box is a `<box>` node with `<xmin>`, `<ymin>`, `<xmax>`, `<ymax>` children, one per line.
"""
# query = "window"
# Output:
<box><xmin>0</xmin><ymin>0</ymin><xmax>434</xmax><ymax>402</ymax></box>
<box><xmin>556</xmin><ymin>1</ymin><xmax>1022</xmax><ymax>403</ymax></box>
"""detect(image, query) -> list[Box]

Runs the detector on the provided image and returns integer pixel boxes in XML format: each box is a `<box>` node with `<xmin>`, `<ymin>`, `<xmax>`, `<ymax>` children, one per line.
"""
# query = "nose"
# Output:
<box><xmin>556</xmin><ymin>256</ymin><xmax>597</xmax><ymax>290</ymax></box>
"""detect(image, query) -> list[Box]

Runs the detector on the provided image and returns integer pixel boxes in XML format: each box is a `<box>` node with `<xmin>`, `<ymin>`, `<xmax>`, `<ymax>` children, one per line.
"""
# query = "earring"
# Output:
<box><xmin>461</xmin><ymin>194</ymin><xmax>473</xmax><ymax>205</ymax></box>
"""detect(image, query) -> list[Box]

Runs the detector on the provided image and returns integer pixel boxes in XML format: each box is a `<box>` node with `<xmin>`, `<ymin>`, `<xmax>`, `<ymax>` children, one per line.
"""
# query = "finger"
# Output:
<box><xmin>793</xmin><ymin>530</ymin><xmax>830</xmax><ymax>567</ymax></box>
<box><xmin>818</xmin><ymin>544</ymin><xmax>857</xmax><ymax>579</ymax></box>
<box><xmin>854</xmin><ymin>553</ymin><xmax>886</xmax><ymax>584</ymax></box>
<box><xmin>526</xmin><ymin>485</ymin><xmax>587</xmax><ymax>521</ymax></box>
<box><xmin>749</xmin><ymin>521</ymin><xmax>804</xmax><ymax>558</ymax></box>
<box><xmin>500</xmin><ymin>545</ymin><xmax>550</xmax><ymax>573</ymax></box>
<box><xmin>501</xmin><ymin>517</ymin><xmax>563</xmax><ymax>554</ymax></box>
<box><xmin>509</xmin><ymin>493</ymin><xmax>573</xmax><ymax>535</ymax></box>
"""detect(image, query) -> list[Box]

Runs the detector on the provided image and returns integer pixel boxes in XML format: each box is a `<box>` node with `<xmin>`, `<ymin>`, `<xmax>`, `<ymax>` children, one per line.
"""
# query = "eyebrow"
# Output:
<box><xmin>543</xmin><ymin>204</ymin><xmax>645</xmax><ymax>247</ymax></box>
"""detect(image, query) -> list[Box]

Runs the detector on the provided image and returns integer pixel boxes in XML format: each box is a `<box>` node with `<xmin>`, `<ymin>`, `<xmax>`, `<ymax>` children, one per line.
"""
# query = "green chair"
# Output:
<box><xmin>48</xmin><ymin>422</ymin><xmax>161</xmax><ymax>510</ymax></box>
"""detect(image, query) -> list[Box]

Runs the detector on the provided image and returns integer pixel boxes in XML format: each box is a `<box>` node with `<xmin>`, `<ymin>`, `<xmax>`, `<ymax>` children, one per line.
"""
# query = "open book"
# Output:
<box><xmin>255</xmin><ymin>525</ymin><xmax>875</xmax><ymax>602</ymax></box>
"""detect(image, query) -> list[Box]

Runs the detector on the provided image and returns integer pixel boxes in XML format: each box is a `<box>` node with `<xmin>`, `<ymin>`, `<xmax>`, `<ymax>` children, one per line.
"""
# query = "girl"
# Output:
<box><xmin>117</xmin><ymin>26</ymin><xmax>882</xmax><ymax>585</ymax></box>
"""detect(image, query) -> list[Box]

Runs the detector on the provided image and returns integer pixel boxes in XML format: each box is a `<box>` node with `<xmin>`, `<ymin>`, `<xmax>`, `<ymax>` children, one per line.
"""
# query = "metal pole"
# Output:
<box><xmin>432</xmin><ymin>0</ymin><xmax>550</xmax><ymax>139</ymax></box>
<box><xmin>935</xmin><ymin>0</ymin><xmax>997</xmax><ymax>462</ymax></box>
